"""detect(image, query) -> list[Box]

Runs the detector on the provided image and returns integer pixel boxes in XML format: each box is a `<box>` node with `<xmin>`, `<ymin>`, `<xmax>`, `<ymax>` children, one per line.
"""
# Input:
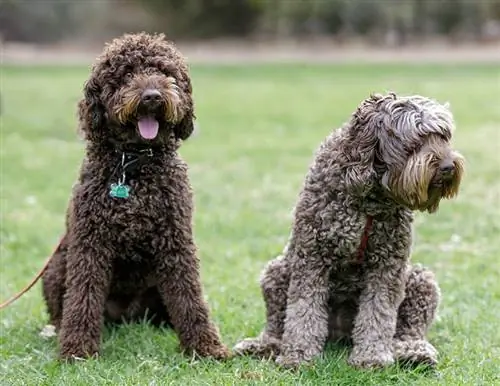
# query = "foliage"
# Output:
<box><xmin>1</xmin><ymin>0</ymin><xmax>500</xmax><ymax>43</ymax></box>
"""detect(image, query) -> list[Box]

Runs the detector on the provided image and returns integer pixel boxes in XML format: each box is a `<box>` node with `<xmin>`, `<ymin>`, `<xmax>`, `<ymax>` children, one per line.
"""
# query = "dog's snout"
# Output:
<box><xmin>439</xmin><ymin>160</ymin><xmax>455</xmax><ymax>177</ymax></box>
<box><xmin>141</xmin><ymin>89</ymin><xmax>162</xmax><ymax>104</ymax></box>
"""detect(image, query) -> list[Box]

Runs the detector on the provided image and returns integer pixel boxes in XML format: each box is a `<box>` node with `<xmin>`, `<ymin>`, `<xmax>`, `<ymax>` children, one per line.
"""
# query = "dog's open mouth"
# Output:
<box><xmin>137</xmin><ymin>116</ymin><xmax>159</xmax><ymax>139</ymax></box>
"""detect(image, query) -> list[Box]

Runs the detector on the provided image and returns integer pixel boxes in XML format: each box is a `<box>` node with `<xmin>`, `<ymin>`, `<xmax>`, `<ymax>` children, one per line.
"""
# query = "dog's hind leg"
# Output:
<box><xmin>233</xmin><ymin>255</ymin><xmax>290</xmax><ymax>359</ymax></box>
<box><xmin>393</xmin><ymin>265</ymin><xmax>440</xmax><ymax>366</ymax></box>
<box><xmin>42</xmin><ymin>234</ymin><xmax>69</xmax><ymax>331</ymax></box>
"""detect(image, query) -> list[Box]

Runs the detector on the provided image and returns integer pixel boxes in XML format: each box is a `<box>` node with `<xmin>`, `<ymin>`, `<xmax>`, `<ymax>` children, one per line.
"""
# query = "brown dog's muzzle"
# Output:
<box><xmin>114</xmin><ymin>75</ymin><xmax>182</xmax><ymax>140</ymax></box>
<box><xmin>140</xmin><ymin>89</ymin><xmax>163</xmax><ymax>109</ymax></box>
<box><xmin>137</xmin><ymin>88</ymin><xmax>165</xmax><ymax>116</ymax></box>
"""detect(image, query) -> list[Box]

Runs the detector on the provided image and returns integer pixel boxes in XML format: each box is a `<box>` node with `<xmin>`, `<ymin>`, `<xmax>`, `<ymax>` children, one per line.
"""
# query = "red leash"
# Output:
<box><xmin>0</xmin><ymin>238</ymin><xmax>63</xmax><ymax>310</ymax></box>
<box><xmin>356</xmin><ymin>215</ymin><xmax>374</xmax><ymax>263</ymax></box>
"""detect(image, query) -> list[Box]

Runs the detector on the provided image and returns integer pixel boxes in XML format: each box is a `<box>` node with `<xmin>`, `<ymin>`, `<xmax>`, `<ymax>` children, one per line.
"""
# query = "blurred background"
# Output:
<box><xmin>2</xmin><ymin>0</ymin><xmax>500</xmax><ymax>64</ymax></box>
<box><xmin>1</xmin><ymin>3</ymin><xmax>499</xmax><ymax>384</ymax></box>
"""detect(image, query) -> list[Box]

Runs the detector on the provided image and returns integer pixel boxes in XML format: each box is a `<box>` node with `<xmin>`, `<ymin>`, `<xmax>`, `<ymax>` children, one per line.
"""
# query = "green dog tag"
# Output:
<box><xmin>109</xmin><ymin>183</ymin><xmax>130</xmax><ymax>199</ymax></box>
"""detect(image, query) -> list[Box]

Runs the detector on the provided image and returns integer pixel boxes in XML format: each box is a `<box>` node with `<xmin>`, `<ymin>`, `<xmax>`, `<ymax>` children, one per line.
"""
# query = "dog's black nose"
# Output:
<box><xmin>440</xmin><ymin>161</ymin><xmax>455</xmax><ymax>176</ymax></box>
<box><xmin>141</xmin><ymin>89</ymin><xmax>162</xmax><ymax>104</ymax></box>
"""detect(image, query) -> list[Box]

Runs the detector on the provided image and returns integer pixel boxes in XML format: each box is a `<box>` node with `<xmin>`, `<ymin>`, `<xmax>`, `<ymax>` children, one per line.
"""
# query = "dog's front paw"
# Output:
<box><xmin>275</xmin><ymin>354</ymin><xmax>304</xmax><ymax>369</ymax></box>
<box><xmin>59</xmin><ymin>333</ymin><xmax>100</xmax><ymax>362</ymax></box>
<box><xmin>233</xmin><ymin>338</ymin><xmax>261</xmax><ymax>356</ymax></box>
<box><xmin>190</xmin><ymin>342</ymin><xmax>232</xmax><ymax>360</ymax></box>
<box><xmin>182</xmin><ymin>325</ymin><xmax>232</xmax><ymax>360</ymax></box>
<box><xmin>275</xmin><ymin>350</ymin><xmax>316</xmax><ymax>369</ymax></box>
<box><xmin>204</xmin><ymin>343</ymin><xmax>232</xmax><ymax>360</ymax></box>
<box><xmin>394</xmin><ymin>339</ymin><xmax>438</xmax><ymax>367</ymax></box>
<box><xmin>59</xmin><ymin>345</ymin><xmax>99</xmax><ymax>362</ymax></box>
<box><xmin>348</xmin><ymin>346</ymin><xmax>394</xmax><ymax>369</ymax></box>
<box><xmin>233</xmin><ymin>335</ymin><xmax>280</xmax><ymax>358</ymax></box>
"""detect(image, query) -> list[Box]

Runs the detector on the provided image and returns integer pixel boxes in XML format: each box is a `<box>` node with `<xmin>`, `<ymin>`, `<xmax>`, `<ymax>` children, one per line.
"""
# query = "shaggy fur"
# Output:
<box><xmin>233</xmin><ymin>93</ymin><xmax>465</xmax><ymax>369</ymax></box>
<box><xmin>42</xmin><ymin>32</ymin><xmax>229</xmax><ymax>360</ymax></box>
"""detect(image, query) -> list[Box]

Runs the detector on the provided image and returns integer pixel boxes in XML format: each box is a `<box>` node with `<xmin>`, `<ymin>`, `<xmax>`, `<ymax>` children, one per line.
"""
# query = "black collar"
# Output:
<box><xmin>115</xmin><ymin>142</ymin><xmax>157</xmax><ymax>155</ymax></box>
<box><xmin>109</xmin><ymin>145</ymin><xmax>155</xmax><ymax>187</ymax></box>
<box><xmin>116</xmin><ymin>147</ymin><xmax>154</xmax><ymax>174</ymax></box>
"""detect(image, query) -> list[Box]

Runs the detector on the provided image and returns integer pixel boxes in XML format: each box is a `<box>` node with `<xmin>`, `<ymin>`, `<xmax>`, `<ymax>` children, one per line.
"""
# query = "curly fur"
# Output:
<box><xmin>42</xmin><ymin>32</ymin><xmax>229</xmax><ymax>360</ymax></box>
<box><xmin>233</xmin><ymin>93</ymin><xmax>465</xmax><ymax>369</ymax></box>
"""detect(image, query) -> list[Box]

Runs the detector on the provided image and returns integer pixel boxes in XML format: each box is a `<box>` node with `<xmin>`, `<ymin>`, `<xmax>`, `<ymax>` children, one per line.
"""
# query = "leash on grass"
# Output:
<box><xmin>0</xmin><ymin>238</ymin><xmax>62</xmax><ymax>310</ymax></box>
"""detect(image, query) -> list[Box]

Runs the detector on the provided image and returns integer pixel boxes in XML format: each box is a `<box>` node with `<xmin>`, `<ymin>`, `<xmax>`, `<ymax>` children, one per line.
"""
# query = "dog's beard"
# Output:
<box><xmin>384</xmin><ymin>151</ymin><xmax>464</xmax><ymax>213</ymax></box>
<box><xmin>114</xmin><ymin>76</ymin><xmax>182</xmax><ymax>130</ymax></box>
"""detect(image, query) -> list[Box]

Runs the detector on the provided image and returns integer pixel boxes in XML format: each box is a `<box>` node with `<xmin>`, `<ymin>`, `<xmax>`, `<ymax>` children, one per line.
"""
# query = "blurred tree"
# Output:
<box><xmin>0</xmin><ymin>0</ymin><xmax>76</xmax><ymax>43</ymax></box>
<box><xmin>0</xmin><ymin>0</ymin><xmax>499</xmax><ymax>44</ymax></box>
<box><xmin>318</xmin><ymin>0</ymin><xmax>346</xmax><ymax>36</ymax></box>
<box><xmin>140</xmin><ymin>0</ymin><xmax>261</xmax><ymax>38</ymax></box>
<box><xmin>342</xmin><ymin>0</ymin><xmax>385</xmax><ymax>36</ymax></box>
<box><xmin>430</xmin><ymin>0</ymin><xmax>465</xmax><ymax>35</ymax></box>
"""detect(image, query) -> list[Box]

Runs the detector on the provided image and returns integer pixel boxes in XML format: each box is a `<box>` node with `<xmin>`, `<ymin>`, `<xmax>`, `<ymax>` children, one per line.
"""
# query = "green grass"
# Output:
<box><xmin>1</xmin><ymin>63</ymin><xmax>499</xmax><ymax>385</ymax></box>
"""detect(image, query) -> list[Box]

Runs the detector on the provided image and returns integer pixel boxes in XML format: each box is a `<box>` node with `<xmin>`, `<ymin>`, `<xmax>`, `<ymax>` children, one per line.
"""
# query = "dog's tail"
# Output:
<box><xmin>0</xmin><ymin>238</ymin><xmax>62</xmax><ymax>310</ymax></box>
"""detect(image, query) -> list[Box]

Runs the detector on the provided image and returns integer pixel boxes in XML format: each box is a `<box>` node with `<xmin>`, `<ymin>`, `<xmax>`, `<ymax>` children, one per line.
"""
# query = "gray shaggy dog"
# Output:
<box><xmin>234</xmin><ymin>93</ymin><xmax>465</xmax><ymax>369</ymax></box>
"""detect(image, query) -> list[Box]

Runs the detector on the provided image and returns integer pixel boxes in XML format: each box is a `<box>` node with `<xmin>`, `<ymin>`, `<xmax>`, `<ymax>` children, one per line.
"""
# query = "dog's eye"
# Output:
<box><xmin>124</xmin><ymin>73</ymin><xmax>133</xmax><ymax>81</ymax></box>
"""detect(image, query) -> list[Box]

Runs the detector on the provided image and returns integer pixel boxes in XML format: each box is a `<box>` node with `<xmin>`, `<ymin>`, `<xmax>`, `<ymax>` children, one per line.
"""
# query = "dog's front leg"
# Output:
<box><xmin>59</xmin><ymin>237</ymin><xmax>112</xmax><ymax>360</ymax></box>
<box><xmin>275</xmin><ymin>252</ymin><xmax>331</xmax><ymax>368</ymax></box>
<box><xmin>155</xmin><ymin>241</ymin><xmax>230</xmax><ymax>360</ymax></box>
<box><xmin>347</xmin><ymin>261</ymin><xmax>406</xmax><ymax>369</ymax></box>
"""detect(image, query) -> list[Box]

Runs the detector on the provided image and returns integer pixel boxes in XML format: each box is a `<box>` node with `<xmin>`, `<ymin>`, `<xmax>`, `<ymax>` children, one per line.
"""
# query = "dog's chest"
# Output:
<box><xmin>103</xmin><ymin>180</ymin><xmax>173</xmax><ymax>245</ymax></box>
<box><xmin>326</xmin><ymin>216</ymin><xmax>412</xmax><ymax>299</ymax></box>
<box><xmin>325</xmin><ymin>211</ymin><xmax>411</xmax><ymax>263</ymax></box>
<box><xmin>322</xmin><ymin>209</ymin><xmax>368</xmax><ymax>258</ymax></box>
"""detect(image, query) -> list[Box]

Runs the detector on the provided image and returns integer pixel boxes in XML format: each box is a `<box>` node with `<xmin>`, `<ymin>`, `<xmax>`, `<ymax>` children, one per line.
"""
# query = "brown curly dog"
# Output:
<box><xmin>41</xmin><ymin>32</ymin><xmax>229</xmax><ymax>361</ymax></box>
<box><xmin>234</xmin><ymin>93</ymin><xmax>465</xmax><ymax>369</ymax></box>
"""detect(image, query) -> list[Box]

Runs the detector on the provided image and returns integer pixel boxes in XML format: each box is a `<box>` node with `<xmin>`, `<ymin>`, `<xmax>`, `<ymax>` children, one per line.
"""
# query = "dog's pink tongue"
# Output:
<box><xmin>138</xmin><ymin>117</ymin><xmax>159</xmax><ymax>139</ymax></box>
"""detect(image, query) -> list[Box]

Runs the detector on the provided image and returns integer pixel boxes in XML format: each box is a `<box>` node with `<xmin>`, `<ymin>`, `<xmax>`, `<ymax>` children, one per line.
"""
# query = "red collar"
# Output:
<box><xmin>356</xmin><ymin>216</ymin><xmax>374</xmax><ymax>263</ymax></box>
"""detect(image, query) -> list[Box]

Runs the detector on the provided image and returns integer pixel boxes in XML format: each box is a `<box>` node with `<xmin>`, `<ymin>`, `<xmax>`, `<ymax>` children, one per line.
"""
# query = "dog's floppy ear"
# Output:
<box><xmin>77</xmin><ymin>76</ymin><xmax>105</xmax><ymax>140</ymax></box>
<box><xmin>343</xmin><ymin>94</ymin><xmax>384</xmax><ymax>195</ymax></box>
<box><xmin>173</xmin><ymin>110</ymin><xmax>195</xmax><ymax>141</ymax></box>
<box><xmin>173</xmin><ymin>75</ymin><xmax>195</xmax><ymax>141</ymax></box>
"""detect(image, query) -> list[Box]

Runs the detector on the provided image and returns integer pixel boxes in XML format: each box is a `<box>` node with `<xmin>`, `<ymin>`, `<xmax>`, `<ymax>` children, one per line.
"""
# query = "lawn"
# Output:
<box><xmin>1</xmin><ymin>62</ymin><xmax>499</xmax><ymax>385</ymax></box>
